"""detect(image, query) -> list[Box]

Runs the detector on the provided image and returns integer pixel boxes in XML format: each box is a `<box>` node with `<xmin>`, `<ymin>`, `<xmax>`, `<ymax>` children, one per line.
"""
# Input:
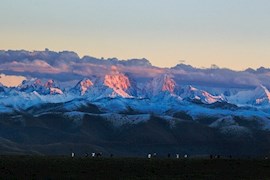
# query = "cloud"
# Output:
<box><xmin>0</xmin><ymin>50</ymin><xmax>270</xmax><ymax>89</ymax></box>
<box><xmin>171</xmin><ymin>67</ymin><xmax>262</xmax><ymax>88</ymax></box>
<box><xmin>0</xmin><ymin>60</ymin><xmax>64</xmax><ymax>74</ymax></box>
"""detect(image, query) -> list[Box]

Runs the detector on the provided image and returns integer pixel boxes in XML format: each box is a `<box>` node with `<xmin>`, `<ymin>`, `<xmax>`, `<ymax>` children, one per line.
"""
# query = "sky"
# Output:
<box><xmin>0</xmin><ymin>74</ymin><xmax>26</xmax><ymax>86</ymax></box>
<box><xmin>0</xmin><ymin>0</ymin><xmax>270</xmax><ymax>70</ymax></box>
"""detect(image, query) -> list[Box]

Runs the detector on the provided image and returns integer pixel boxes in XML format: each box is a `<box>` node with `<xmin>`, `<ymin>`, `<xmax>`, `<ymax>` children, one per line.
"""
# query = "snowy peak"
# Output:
<box><xmin>18</xmin><ymin>79</ymin><xmax>44</xmax><ymax>93</ymax></box>
<box><xmin>103</xmin><ymin>66</ymin><xmax>132</xmax><ymax>98</ymax></box>
<box><xmin>228</xmin><ymin>85</ymin><xmax>270</xmax><ymax>106</ymax></box>
<box><xmin>23</xmin><ymin>79</ymin><xmax>43</xmax><ymax>87</ymax></box>
<box><xmin>181</xmin><ymin>85</ymin><xmax>224</xmax><ymax>104</ymax></box>
<box><xmin>147</xmin><ymin>74</ymin><xmax>177</xmax><ymax>96</ymax></box>
<box><xmin>162</xmin><ymin>75</ymin><xmax>176</xmax><ymax>93</ymax></box>
<box><xmin>49</xmin><ymin>87</ymin><xmax>63</xmax><ymax>95</ymax></box>
<box><xmin>253</xmin><ymin>85</ymin><xmax>270</xmax><ymax>104</ymax></box>
<box><xmin>17</xmin><ymin>79</ymin><xmax>63</xmax><ymax>95</ymax></box>
<box><xmin>73</xmin><ymin>78</ymin><xmax>93</xmax><ymax>95</ymax></box>
<box><xmin>44</xmin><ymin>79</ymin><xmax>57</xmax><ymax>88</ymax></box>
<box><xmin>45</xmin><ymin>80</ymin><xmax>63</xmax><ymax>95</ymax></box>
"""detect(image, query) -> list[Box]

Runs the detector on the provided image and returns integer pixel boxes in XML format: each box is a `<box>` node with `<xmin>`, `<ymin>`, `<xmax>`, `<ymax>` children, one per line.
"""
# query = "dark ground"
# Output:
<box><xmin>1</xmin><ymin>156</ymin><xmax>270</xmax><ymax>179</ymax></box>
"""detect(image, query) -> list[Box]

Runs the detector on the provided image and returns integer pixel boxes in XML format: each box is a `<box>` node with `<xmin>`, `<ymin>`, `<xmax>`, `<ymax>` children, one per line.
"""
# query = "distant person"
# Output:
<box><xmin>71</xmin><ymin>152</ymin><xmax>75</xmax><ymax>158</ymax></box>
<box><xmin>184</xmin><ymin>154</ymin><xmax>188</xmax><ymax>158</ymax></box>
<box><xmin>176</xmin><ymin>154</ymin><xmax>180</xmax><ymax>159</ymax></box>
<box><xmin>148</xmin><ymin>154</ymin><xmax>152</xmax><ymax>159</ymax></box>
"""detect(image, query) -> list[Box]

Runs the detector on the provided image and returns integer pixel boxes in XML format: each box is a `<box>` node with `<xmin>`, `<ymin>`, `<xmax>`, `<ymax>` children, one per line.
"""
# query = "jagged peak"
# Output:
<box><xmin>18</xmin><ymin>78</ymin><xmax>63</xmax><ymax>95</ymax></box>
<box><xmin>20</xmin><ymin>78</ymin><xmax>43</xmax><ymax>88</ymax></box>
<box><xmin>49</xmin><ymin>87</ymin><xmax>63</xmax><ymax>95</ymax></box>
<box><xmin>103</xmin><ymin>67</ymin><xmax>132</xmax><ymax>97</ymax></box>
<box><xmin>161</xmin><ymin>74</ymin><xmax>176</xmax><ymax>93</ymax></box>
<box><xmin>253</xmin><ymin>85</ymin><xmax>270</xmax><ymax>104</ymax></box>
<box><xmin>78</xmin><ymin>78</ymin><xmax>93</xmax><ymax>86</ymax></box>
<box><xmin>104</xmin><ymin>74</ymin><xmax>131</xmax><ymax>90</ymax></box>
<box><xmin>44</xmin><ymin>79</ymin><xmax>63</xmax><ymax>95</ymax></box>
<box><xmin>74</xmin><ymin>78</ymin><xmax>94</xmax><ymax>95</ymax></box>
<box><xmin>45</xmin><ymin>79</ymin><xmax>58</xmax><ymax>88</ymax></box>
<box><xmin>181</xmin><ymin>85</ymin><xmax>224</xmax><ymax>104</ymax></box>
<box><xmin>149</xmin><ymin>74</ymin><xmax>177</xmax><ymax>95</ymax></box>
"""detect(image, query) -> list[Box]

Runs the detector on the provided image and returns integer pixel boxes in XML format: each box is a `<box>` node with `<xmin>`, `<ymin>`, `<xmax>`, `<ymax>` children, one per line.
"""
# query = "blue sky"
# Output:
<box><xmin>1</xmin><ymin>0</ymin><xmax>270</xmax><ymax>69</ymax></box>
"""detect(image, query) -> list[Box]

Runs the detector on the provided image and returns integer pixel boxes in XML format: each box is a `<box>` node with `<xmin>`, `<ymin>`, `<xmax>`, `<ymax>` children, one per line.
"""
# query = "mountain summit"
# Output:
<box><xmin>103</xmin><ymin>66</ymin><xmax>132</xmax><ymax>98</ymax></box>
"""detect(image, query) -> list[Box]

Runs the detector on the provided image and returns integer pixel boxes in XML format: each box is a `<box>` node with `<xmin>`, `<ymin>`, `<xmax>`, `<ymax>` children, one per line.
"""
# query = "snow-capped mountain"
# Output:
<box><xmin>145</xmin><ymin>74</ymin><xmax>178</xmax><ymax>97</ymax></box>
<box><xmin>70</xmin><ymin>78</ymin><xmax>94</xmax><ymax>95</ymax></box>
<box><xmin>1</xmin><ymin>50</ymin><xmax>270</xmax><ymax>131</ymax></box>
<box><xmin>2</xmin><ymin>50</ymin><xmax>270</xmax><ymax>156</ymax></box>
<box><xmin>17</xmin><ymin>79</ymin><xmax>63</xmax><ymax>95</ymax></box>
<box><xmin>18</xmin><ymin>79</ymin><xmax>44</xmax><ymax>93</ymax></box>
<box><xmin>44</xmin><ymin>79</ymin><xmax>63</xmax><ymax>95</ymax></box>
<box><xmin>1</xmin><ymin>72</ymin><xmax>270</xmax><ymax>109</ymax></box>
<box><xmin>180</xmin><ymin>85</ymin><xmax>225</xmax><ymax>104</ymax></box>
<box><xmin>228</xmin><ymin>85</ymin><xmax>270</xmax><ymax>106</ymax></box>
<box><xmin>103</xmin><ymin>70</ymin><xmax>132</xmax><ymax>98</ymax></box>
<box><xmin>86</xmin><ymin>67</ymin><xmax>138</xmax><ymax>99</ymax></box>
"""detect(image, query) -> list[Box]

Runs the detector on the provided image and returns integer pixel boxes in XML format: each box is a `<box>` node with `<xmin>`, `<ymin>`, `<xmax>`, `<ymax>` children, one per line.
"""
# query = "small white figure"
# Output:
<box><xmin>184</xmin><ymin>154</ymin><xmax>188</xmax><ymax>158</ymax></box>
<box><xmin>148</xmin><ymin>154</ymin><xmax>151</xmax><ymax>159</ymax></box>
<box><xmin>176</xmin><ymin>154</ymin><xmax>180</xmax><ymax>159</ymax></box>
<box><xmin>71</xmin><ymin>152</ymin><xmax>75</xmax><ymax>158</ymax></box>
<box><xmin>92</xmin><ymin>152</ymin><xmax>95</xmax><ymax>157</ymax></box>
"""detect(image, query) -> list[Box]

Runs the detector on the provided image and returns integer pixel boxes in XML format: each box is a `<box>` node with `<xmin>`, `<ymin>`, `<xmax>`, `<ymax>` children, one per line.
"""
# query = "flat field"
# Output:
<box><xmin>1</xmin><ymin>156</ymin><xmax>270</xmax><ymax>179</ymax></box>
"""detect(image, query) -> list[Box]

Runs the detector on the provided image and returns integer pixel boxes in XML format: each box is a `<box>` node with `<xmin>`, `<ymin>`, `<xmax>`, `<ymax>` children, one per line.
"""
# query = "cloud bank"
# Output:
<box><xmin>0</xmin><ymin>50</ymin><xmax>269</xmax><ymax>89</ymax></box>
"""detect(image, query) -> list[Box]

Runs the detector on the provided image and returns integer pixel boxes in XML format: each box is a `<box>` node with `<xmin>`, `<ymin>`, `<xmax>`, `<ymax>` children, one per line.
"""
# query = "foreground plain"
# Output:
<box><xmin>1</xmin><ymin>156</ymin><xmax>270</xmax><ymax>179</ymax></box>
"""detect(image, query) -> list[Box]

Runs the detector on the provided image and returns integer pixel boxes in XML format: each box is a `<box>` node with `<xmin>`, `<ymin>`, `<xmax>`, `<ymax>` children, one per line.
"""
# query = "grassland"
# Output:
<box><xmin>1</xmin><ymin>156</ymin><xmax>270</xmax><ymax>179</ymax></box>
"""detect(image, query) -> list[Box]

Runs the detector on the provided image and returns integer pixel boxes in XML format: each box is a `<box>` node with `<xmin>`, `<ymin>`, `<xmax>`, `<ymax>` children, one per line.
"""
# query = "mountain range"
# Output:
<box><xmin>0</xmin><ymin>50</ymin><xmax>270</xmax><ymax>156</ymax></box>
